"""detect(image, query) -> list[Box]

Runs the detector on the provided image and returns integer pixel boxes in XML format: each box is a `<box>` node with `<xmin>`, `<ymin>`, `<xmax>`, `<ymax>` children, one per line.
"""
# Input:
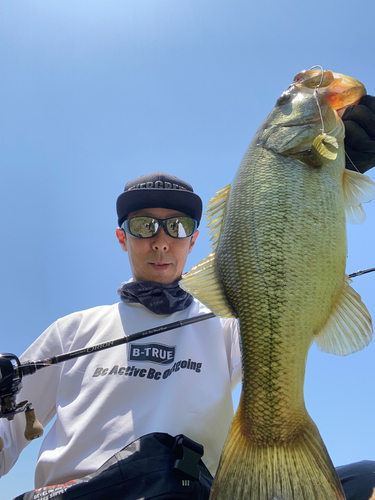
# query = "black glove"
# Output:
<box><xmin>343</xmin><ymin>95</ymin><xmax>375</xmax><ymax>173</ymax></box>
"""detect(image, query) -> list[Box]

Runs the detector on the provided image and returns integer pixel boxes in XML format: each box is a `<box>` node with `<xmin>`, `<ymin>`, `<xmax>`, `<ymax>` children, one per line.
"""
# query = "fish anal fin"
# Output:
<box><xmin>315</xmin><ymin>277</ymin><xmax>373</xmax><ymax>356</ymax></box>
<box><xmin>180</xmin><ymin>252</ymin><xmax>235</xmax><ymax>318</ymax></box>
<box><xmin>343</xmin><ymin>169</ymin><xmax>375</xmax><ymax>224</ymax></box>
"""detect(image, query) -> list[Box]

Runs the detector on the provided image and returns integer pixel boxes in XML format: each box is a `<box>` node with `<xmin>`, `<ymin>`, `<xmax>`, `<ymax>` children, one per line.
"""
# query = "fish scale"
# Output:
<box><xmin>181</xmin><ymin>70</ymin><xmax>374</xmax><ymax>499</ymax></box>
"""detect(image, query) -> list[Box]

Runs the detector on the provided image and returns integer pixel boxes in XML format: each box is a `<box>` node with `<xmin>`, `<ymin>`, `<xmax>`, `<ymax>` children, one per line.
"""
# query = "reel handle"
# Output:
<box><xmin>0</xmin><ymin>405</ymin><xmax>43</xmax><ymax>451</ymax></box>
<box><xmin>24</xmin><ymin>404</ymin><xmax>43</xmax><ymax>441</ymax></box>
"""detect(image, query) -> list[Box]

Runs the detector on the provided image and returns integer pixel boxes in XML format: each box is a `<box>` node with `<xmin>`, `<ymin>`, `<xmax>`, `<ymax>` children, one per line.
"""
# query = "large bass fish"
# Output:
<box><xmin>181</xmin><ymin>69</ymin><xmax>375</xmax><ymax>499</ymax></box>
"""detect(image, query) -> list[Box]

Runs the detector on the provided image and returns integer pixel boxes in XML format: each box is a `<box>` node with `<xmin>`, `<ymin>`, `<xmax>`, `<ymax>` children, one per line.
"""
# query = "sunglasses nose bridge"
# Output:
<box><xmin>154</xmin><ymin>219</ymin><xmax>166</xmax><ymax>236</ymax></box>
<box><xmin>156</xmin><ymin>218</ymin><xmax>179</xmax><ymax>239</ymax></box>
<box><xmin>152</xmin><ymin>219</ymin><xmax>168</xmax><ymax>238</ymax></box>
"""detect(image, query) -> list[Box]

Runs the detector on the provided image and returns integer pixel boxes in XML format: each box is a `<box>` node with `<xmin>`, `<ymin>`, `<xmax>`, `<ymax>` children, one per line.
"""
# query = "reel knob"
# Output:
<box><xmin>24</xmin><ymin>404</ymin><xmax>43</xmax><ymax>441</ymax></box>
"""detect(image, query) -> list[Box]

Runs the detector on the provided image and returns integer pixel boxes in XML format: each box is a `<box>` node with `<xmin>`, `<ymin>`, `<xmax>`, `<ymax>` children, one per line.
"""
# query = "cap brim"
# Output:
<box><xmin>117</xmin><ymin>189</ymin><xmax>203</xmax><ymax>227</ymax></box>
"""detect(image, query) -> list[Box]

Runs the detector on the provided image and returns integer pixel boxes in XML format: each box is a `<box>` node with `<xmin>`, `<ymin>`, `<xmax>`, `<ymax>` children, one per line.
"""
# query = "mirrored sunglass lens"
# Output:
<box><xmin>128</xmin><ymin>217</ymin><xmax>158</xmax><ymax>237</ymax></box>
<box><xmin>166</xmin><ymin>217</ymin><xmax>195</xmax><ymax>237</ymax></box>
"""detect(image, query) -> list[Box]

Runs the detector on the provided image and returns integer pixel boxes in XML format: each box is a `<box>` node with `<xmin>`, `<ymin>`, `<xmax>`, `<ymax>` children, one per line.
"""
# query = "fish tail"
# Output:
<box><xmin>210</xmin><ymin>404</ymin><xmax>345</xmax><ymax>500</ymax></box>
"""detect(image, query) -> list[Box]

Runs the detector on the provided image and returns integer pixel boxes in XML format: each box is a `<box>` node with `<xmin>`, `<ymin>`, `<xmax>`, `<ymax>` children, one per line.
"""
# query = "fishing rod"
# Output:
<box><xmin>1</xmin><ymin>265</ymin><xmax>373</xmax><ymax>444</ymax></box>
<box><xmin>348</xmin><ymin>266</ymin><xmax>375</xmax><ymax>278</ymax></box>
<box><xmin>24</xmin><ymin>312</ymin><xmax>216</xmax><ymax>373</ymax></box>
<box><xmin>0</xmin><ymin>312</ymin><xmax>215</xmax><ymax>447</ymax></box>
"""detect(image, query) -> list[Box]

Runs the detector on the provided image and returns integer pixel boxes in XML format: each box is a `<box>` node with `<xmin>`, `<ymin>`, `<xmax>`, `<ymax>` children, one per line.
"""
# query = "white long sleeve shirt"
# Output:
<box><xmin>0</xmin><ymin>298</ymin><xmax>241</xmax><ymax>488</ymax></box>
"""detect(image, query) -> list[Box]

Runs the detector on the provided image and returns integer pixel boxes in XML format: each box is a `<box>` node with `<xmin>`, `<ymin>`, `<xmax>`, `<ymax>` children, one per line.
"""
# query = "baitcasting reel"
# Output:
<box><xmin>0</xmin><ymin>353</ymin><xmax>43</xmax><ymax>451</ymax></box>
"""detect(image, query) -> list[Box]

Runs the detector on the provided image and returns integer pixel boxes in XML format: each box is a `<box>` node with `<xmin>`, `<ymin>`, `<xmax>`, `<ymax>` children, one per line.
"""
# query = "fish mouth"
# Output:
<box><xmin>293</xmin><ymin>68</ymin><xmax>367</xmax><ymax>111</ymax></box>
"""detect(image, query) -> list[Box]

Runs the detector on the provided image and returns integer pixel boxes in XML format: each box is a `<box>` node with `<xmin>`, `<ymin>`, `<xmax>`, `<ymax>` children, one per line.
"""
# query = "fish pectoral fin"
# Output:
<box><xmin>343</xmin><ymin>169</ymin><xmax>375</xmax><ymax>224</ymax></box>
<box><xmin>315</xmin><ymin>277</ymin><xmax>373</xmax><ymax>355</ymax></box>
<box><xmin>180</xmin><ymin>252</ymin><xmax>235</xmax><ymax>318</ymax></box>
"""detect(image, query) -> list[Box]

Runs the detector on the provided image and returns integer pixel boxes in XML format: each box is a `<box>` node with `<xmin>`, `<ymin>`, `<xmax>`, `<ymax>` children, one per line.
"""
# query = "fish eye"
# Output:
<box><xmin>276</xmin><ymin>91</ymin><xmax>292</xmax><ymax>106</ymax></box>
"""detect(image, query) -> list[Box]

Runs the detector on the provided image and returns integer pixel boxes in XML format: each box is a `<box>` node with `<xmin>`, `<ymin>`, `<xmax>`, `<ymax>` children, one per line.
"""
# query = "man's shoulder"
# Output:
<box><xmin>55</xmin><ymin>302</ymin><xmax>121</xmax><ymax>327</ymax></box>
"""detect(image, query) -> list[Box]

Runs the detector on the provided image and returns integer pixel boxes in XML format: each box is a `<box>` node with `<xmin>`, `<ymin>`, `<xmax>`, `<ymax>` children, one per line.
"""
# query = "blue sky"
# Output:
<box><xmin>1</xmin><ymin>1</ymin><xmax>374</xmax><ymax>497</ymax></box>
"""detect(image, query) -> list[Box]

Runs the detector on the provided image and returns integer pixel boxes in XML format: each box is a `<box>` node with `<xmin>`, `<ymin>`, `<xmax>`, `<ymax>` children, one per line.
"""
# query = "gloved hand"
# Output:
<box><xmin>343</xmin><ymin>95</ymin><xmax>375</xmax><ymax>173</ymax></box>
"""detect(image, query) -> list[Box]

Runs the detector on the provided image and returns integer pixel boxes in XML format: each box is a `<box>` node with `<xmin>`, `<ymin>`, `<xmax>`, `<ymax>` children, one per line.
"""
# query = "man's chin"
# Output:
<box><xmin>133</xmin><ymin>273</ymin><xmax>182</xmax><ymax>285</ymax></box>
<box><xmin>152</xmin><ymin>276</ymin><xmax>181</xmax><ymax>285</ymax></box>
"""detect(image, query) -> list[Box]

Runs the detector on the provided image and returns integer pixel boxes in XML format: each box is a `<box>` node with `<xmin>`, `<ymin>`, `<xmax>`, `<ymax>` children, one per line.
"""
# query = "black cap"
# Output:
<box><xmin>116</xmin><ymin>172</ymin><xmax>203</xmax><ymax>227</ymax></box>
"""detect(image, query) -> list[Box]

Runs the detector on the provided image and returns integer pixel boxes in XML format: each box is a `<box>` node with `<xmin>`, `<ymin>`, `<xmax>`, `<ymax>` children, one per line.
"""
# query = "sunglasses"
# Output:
<box><xmin>122</xmin><ymin>216</ymin><xmax>198</xmax><ymax>239</ymax></box>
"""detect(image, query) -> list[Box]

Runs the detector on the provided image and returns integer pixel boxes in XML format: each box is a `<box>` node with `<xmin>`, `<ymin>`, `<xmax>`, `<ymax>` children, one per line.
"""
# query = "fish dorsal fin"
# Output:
<box><xmin>180</xmin><ymin>184</ymin><xmax>235</xmax><ymax>318</ymax></box>
<box><xmin>206</xmin><ymin>184</ymin><xmax>231</xmax><ymax>251</ymax></box>
<box><xmin>343</xmin><ymin>169</ymin><xmax>375</xmax><ymax>224</ymax></box>
<box><xmin>315</xmin><ymin>277</ymin><xmax>373</xmax><ymax>355</ymax></box>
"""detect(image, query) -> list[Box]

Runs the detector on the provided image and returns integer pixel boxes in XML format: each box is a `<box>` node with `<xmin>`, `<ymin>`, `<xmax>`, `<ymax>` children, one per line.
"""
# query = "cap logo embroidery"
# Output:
<box><xmin>128</xmin><ymin>182</ymin><xmax>187</xmax><ymax>191</ymax></box>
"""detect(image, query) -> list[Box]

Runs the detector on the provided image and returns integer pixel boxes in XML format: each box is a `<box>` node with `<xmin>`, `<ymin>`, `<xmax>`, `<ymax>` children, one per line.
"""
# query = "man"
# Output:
<box><xmin>0</xmin><ymin>171</ymin><xmax>241</xmax><ymax>499</ymax></box>
<box><xmin>1</xmin><ymin>97</ymin><xmax>375</xmax><ymax>499</ymax></box>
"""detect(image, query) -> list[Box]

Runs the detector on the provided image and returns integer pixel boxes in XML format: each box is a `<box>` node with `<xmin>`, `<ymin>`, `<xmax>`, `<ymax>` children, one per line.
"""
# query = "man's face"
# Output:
<box><xmin>116</xmin><ymin>207</ymin><xmax>199</xmax><ymax>284</ymax></box>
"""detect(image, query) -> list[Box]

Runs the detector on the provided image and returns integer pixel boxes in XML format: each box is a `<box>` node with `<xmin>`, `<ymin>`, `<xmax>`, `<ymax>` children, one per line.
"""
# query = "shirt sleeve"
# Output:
<box><xmin>0</xmin><ymin>321</ymin><xmax>64</xmax><ymax>478</ymax></box>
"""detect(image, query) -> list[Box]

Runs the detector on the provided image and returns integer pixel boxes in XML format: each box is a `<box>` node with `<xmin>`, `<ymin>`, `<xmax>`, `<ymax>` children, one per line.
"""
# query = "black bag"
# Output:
<box><xmin>14</xmin><ymin>433</ymin><xmax>213</xmax><ymax>500</ymax></box>
<box><xmin>336</xmin><ymin>460</ymin><xmax>375</xmax><ymax>500</ymax></box>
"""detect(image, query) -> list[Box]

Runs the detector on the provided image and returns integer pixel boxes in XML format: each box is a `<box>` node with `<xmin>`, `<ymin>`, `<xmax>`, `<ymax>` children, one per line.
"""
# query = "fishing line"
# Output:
<box><xmin>310</xmin><ymin>64</ymin><xmax>326</xmax><ymax>134</ymax></box>
<box><xmin>344</xmin><ymin>151</ymin><xmax>361</xmax><ymax>174</ymax></box>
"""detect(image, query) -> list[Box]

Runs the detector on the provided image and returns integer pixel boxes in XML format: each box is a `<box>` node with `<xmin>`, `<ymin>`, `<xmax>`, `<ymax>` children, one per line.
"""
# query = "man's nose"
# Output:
<box><xmin>151</xmin><ymin>228</ymin><xmax>170</xmax><ymax>251</ymax></box>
